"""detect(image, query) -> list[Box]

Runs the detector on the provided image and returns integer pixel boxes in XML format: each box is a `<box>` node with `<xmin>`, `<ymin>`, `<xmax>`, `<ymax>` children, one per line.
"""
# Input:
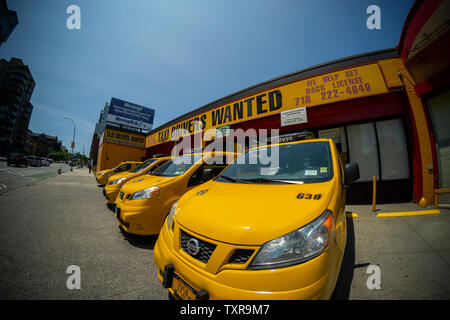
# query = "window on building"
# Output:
<box><xmin>347</xmin><ymin>123</ymin><xmax>380</xmax><ymax>182</ymax></box>
<box><xmin>428</xmin><ymin>89</ymin><xmax>450</xmax><ymax>195</ymax></box>
<box><xmin>375</xmin><ymin>119</ymin><xmax>409</xmax><ymax>180</ymax></box>
<box><xmin>318</xmin><ymin>126</ymin><xmax>348</xmax><ymax>164</ymax></box>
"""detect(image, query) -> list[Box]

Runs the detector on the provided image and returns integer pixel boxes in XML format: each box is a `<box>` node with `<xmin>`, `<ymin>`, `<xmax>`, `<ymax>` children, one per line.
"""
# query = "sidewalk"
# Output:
<box><xmin>61</xmin><ymin>166</ymin><xmax>95</xmax><ymax>177</ymax></box>
<box><xmin>336</xmin><ymin>202</ymin><xmax>450</xmax><ymax>299</ymax></box>
<box><xmin>347</xmin><ymin>202</ymin><xmax>445</xmax><ymax>218</ymax></box>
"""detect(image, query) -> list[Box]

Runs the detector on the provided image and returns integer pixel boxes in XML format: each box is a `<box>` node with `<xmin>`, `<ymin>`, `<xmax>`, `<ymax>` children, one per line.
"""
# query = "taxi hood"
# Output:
<box><xmin>122</xmin><ymin>174</ymin><xmax>178</xmax><ymax>194</ymax></box>
<box><xmin>108</xmin><ymin>171</ymin><xmax>133</xmax><ymax>182</ymax></box>
<box><xmin>175</xmin><ymin>180</ymin><xmax>336</xmax><ymax>246</ymax></box>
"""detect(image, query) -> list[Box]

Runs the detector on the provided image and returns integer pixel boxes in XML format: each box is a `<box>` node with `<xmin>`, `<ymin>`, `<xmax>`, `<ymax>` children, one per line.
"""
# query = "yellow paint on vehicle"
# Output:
<box><xmin>154</xmin><ymin>139</ymin><xmax>357</xmax><ymax>300</ymax></box>
<box><xmin>103</xmin><ymin>157</ymin><xmax>170</xmax><ymax>204</ymax></box>
<box><xmin>95</xmin><ymin>161</ymin><xmax>142</xmax><ymax>185</ymax></box>
<box><xmin>115</xmin><ymin>152</ymin><xmax>237</xmax><ymax>236</ymax></box>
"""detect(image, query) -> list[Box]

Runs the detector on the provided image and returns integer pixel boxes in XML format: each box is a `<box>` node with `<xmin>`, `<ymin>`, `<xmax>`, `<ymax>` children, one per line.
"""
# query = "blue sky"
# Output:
<box><xmin>0</xmin><ymin>0</ymin><xmax>414</xmax><ymax>155</ymax></box>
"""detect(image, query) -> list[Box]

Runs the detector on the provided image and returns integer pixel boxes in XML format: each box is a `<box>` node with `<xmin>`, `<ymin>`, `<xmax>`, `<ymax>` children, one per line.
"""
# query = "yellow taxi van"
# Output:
<box><xmin>96</xmin><ymin>161</ymin><xmax>142</xmax><ymax>186</ymax></box>
<box><xmin>115</xmin><ymin>151</ymin><xmax>237</xmax><ymax>236</ymax></box>
<box><xmin>153</xmin><ymin>139</ymin><xmax>360</xmax><ymax>300</ymax></box>
<box><xmin>104</xmin><ymin>157</ymin><xmax>170</xmax><ymax>205</ymax></box>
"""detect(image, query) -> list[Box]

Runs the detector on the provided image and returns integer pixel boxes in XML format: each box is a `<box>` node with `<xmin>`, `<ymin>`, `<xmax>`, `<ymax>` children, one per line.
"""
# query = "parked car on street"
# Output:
<box><xmin>104</xmin><ymin>157</ymin><xmax>170</xmax><ymax>206</ymax></box>
<box><xmin>96</xmin><ymin>161</ymin><xmax>142</xmax><ymax>186</ymax></box>
<box><xmin>7</xmin><ymin>153</ymin><xmax>28</xmax><ymax>167</ymax></box>
<box><xmin>154</xmin><ymin>139</ymin><xmax>360</xmax><ymax>300</ymax></box>
<box><xmin>115</xmin><ymin>151</ymin><xmax>237</xmax><ymax>236</ymax></box>
<box><xmin>27</xmin><ymin>156</ymin><xmax>42</xmax><ymax>167</ymax></box>
<box><xmin>40</xmin><ymin>158</ymin><xmax>50</xmax><ymax>166</ymax></box>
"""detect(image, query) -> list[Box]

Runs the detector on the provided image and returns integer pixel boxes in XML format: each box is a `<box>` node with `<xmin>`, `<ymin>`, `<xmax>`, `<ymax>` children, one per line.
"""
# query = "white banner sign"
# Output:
<box><xmin>280</xmin><ymin>106</ymin><xmax>307</xmax><ymax>126</ymax></box>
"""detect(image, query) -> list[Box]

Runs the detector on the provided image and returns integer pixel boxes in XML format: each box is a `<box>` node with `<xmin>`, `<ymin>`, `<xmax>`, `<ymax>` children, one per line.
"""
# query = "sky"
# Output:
<box><xmin>0</xmin><ymin>0</ymin><xmax>415</xmax><ymax>155</ymax></box>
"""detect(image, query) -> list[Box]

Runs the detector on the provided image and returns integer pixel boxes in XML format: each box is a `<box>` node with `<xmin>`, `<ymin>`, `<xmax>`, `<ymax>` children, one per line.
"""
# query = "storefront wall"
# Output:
<box><xmin>219</xmin><ymin>91</ymin><xmax>414</xmax><ymax>204</ymax></box>
<box><xmin>399</xmin><ymin>0</ymin><xmax>450</xmax><ymax>204</ymax></box>
<box><xmin>97</xmin><ymin>127</ymin><xmax>147</xmax><ymax>171</ymax></box>
<box><xmin>97</xmin><ymin>142</ymin><xmax>145</xmax><ymax>172</ymax></box>
<box><xmin>426</xmin><ymin>88</ymin><xmax>450</xmax><ymax>203</ymax></box>
<box><xmin>145</xmin><ymin>58</ymin><xmax>435</xmax><ymax>204</ymax></box>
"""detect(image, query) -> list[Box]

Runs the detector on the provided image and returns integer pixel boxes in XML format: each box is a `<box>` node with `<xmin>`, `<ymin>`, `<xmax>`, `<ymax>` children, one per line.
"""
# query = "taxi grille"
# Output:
<box><xmin>180</xmin><ymin>230</ymin><xmax>216</xmax><ymax>264</ymax></box>
<box><xmin>228</xmin><ymin>249</ymin><xmax>254</xmax><ymax>264</ymax></box>
<box><xmin>120</xmin><ymin>192</ymin><xmax>131</xmax><ymax>200</ymax></box>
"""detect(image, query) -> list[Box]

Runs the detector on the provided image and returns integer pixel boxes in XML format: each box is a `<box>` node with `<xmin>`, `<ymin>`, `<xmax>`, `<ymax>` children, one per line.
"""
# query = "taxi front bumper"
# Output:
<box><xmin>104</xmin><ymin>185</ymin><xmax>121</xmax><ymax>204</ymax></box>
<box><xmin>97</xmin><ymin>175</ymin><xmax>108</xmax><ymax>185</ymax></box>
<box><xmin>154</xmin><ymin>222</ymin><xmax>342</xmax><ymax>300</ymax></box>
<box><xmin>115</xmin><ymin>197</ymin><xmax>166</xmax><ymax>235</ymax></box>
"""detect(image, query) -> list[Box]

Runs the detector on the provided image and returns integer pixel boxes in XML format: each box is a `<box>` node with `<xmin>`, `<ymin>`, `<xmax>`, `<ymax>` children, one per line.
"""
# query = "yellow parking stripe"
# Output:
<box><xmin>377</xmin><ymin>210</ymin><xmax>440</xmax><ymax>218</ymax></box>
<box><xmin>346</xmin><ymin>212</ymin><xmax>359</xmax><ymax>218</ymax></box>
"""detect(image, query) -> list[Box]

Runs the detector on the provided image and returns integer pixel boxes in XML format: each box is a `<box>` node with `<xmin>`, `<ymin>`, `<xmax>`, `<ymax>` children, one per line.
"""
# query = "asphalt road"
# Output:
<box><xmin>0</xmin><ymin>161</ymin><xmax>65</xmax><ymax>194</ymax></box>
<box><xmin>0</xmin><ymin>166</ymin><xmax>449</xmax><ymax>300</ymax></box>
<box><xmin>0</xmin><ymin>167</ymin><xmax>167</xmax><ymax>299</ymax></box>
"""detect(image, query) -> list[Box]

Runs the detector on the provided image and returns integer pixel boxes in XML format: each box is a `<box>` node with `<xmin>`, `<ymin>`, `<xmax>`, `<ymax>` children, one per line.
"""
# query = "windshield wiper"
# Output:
<box><xmin>217</xmin><ymin>175</ymin><xmax>249</xmax><ymax>184</ymax></box>
<box><xmin>240</xmin><ymin>177</ymin><xmax>304</xmax><ymax>184</ymax></box>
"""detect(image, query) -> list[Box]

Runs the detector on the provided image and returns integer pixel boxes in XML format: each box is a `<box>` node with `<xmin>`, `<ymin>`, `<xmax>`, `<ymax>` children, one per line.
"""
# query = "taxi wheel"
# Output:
<box><xmin>168</xmin><ymin>292</ymin><xmax>175</xmax><ymax>300</ymax></box>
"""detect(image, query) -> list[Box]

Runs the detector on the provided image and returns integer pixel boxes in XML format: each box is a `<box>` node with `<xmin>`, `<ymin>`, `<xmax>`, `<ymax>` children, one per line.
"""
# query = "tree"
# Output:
<box><xmin>72</xmin><ymin>152</ymin><xmax>88</xmax><ymax>164</ymax></box>
<box><xmin>48</xmin><ymin>150</ymin><xmax>69</xmax><ymax>161</ymax></box>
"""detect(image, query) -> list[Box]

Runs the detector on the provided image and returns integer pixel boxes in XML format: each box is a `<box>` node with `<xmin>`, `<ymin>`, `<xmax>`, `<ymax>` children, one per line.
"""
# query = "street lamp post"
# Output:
<box><xmin>64</xmin><ymin>117</ymin><xmax>75</xmax><ymax>171</ymax></box>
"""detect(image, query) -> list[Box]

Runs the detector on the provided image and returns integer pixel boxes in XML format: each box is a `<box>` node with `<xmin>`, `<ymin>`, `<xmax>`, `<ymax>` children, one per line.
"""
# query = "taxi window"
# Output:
<box><xmin>187</xmin><ymin>156</ymin><xmax>230</xmax><ymax>187</ymax></box>
<box><xmin>118</xmin><ymin>163</ymin><xmax>132</xmax><ymax>172</ymax></box>
<box><xmin>216</xmin><ymin>141</ymin><xmax>333</xmax><ymax>184</ymax></box>
<box><xmin>130</xmin><ymin>159</ymin><xmax>157</xmax><ymax>173</ymax></box>
<box><xmin>147</xmin><ymin>159</ymin><xmax>169</xmax><ymax>175</ymax></box>
<box><xmin>152</xmin><ymin>154</ymin><xmax>202</xmax><ymax>177</ymax></box>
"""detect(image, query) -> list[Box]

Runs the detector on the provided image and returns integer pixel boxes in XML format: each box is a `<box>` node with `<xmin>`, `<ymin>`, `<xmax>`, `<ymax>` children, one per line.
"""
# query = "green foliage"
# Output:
<box><xmin>73</xmin><ymin>152</ymin><xmax>88</xmax><ymax>163</ymax></box>
<box><xmin>48</xmin><ymin>150</ymin><xmax>69</xmax><ymax>161</ymax></box>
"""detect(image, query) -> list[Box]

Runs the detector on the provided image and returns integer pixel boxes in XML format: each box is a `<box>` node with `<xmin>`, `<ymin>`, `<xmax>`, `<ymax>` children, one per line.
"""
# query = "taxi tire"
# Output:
<box><xmin>168</xmin><ymin>292</ymin><xmax>175</xmax><ymax>300</ymax></box>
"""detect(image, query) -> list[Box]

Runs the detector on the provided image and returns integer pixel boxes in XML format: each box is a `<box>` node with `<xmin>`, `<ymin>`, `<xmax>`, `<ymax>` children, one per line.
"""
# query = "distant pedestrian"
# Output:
<box><xmin>88</xmin><ymin>163</ymin><xmax>91</xmax><ymax>173</ymax></box>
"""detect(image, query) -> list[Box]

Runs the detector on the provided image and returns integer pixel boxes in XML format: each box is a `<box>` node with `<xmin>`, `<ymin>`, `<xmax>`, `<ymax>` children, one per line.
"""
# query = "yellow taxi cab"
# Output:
<box><xmin>153</xmin><ymin>139</ymin><xmax>360</xmax><ymax>300</ymax></box>
<box><xmin>96</xmin><ymin>161</ymin><xmax>142</xmax><ymax>186</ymax></box>
<box><xmin>115</xmin><ymin>152</ymin><xmax>237</xmax><ymax>236</ymax></box>
<box><xmin>104</xmin><ymin>157</ymin><xmax>171</xmax><ymax>205</ymax></box>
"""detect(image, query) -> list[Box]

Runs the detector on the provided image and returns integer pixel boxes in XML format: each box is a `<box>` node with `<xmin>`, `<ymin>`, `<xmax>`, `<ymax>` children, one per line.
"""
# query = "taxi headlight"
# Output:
<box><xmin>166</xmin><ymin>200</ymin><xmax>178</xmax><ymax>231</ymax></box>
<box><xmin>129</xmin><ymin>186</ymin><xmax>160</xmax><ymax>200</ymax></box>
<box><xmin>110</xmin><ymin>177</ymin><xmax>127</xmax><ymax>185</ymax></box>
<box><xmin>249</xmin><ymin>210</ymin><xmax>334</xmax><ymax>269</ymax></box>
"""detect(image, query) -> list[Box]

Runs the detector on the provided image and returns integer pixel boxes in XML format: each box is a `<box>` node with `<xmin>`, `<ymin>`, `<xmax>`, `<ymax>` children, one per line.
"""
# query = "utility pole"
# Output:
<box><xmin>64</xmin><ymin>117</ymin><xmax>75</xmax><ymax>172</ymax></box>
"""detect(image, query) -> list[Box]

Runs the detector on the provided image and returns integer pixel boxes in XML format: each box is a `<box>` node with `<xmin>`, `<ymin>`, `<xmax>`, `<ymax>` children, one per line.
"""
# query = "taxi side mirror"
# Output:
<box><xmin>344</xmin><ymin>162</ymin><xmax>359</xmax><ymax>186</ymax></box>
<box><xmin>201</xmin><ymin>168</ymin><xmax>214</xmax><ymax>182</ymax></box>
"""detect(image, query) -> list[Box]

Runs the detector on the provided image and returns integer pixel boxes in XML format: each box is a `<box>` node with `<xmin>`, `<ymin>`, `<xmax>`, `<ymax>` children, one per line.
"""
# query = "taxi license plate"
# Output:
<box><xmin>172</xmin><ymin>274</ymin><xmax>197</xmax><ymax>300</ymax></box>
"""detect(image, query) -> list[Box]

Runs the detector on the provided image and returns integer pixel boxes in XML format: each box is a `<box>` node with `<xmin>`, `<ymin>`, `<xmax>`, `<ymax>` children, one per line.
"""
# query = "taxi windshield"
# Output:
<box><xmin>216</xmin><ymin>141</ymin><xmax>333</xmax><ymax>184</ymax></box>
<box><xmin>151</xmin><ymin>154</ymin><xmax>202</xmax><ymax>177</ymax></box>
<box><xmin>129</xmin><ymin>159</ymin><xmax>157</xmax><ymax>173</ymax></box>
